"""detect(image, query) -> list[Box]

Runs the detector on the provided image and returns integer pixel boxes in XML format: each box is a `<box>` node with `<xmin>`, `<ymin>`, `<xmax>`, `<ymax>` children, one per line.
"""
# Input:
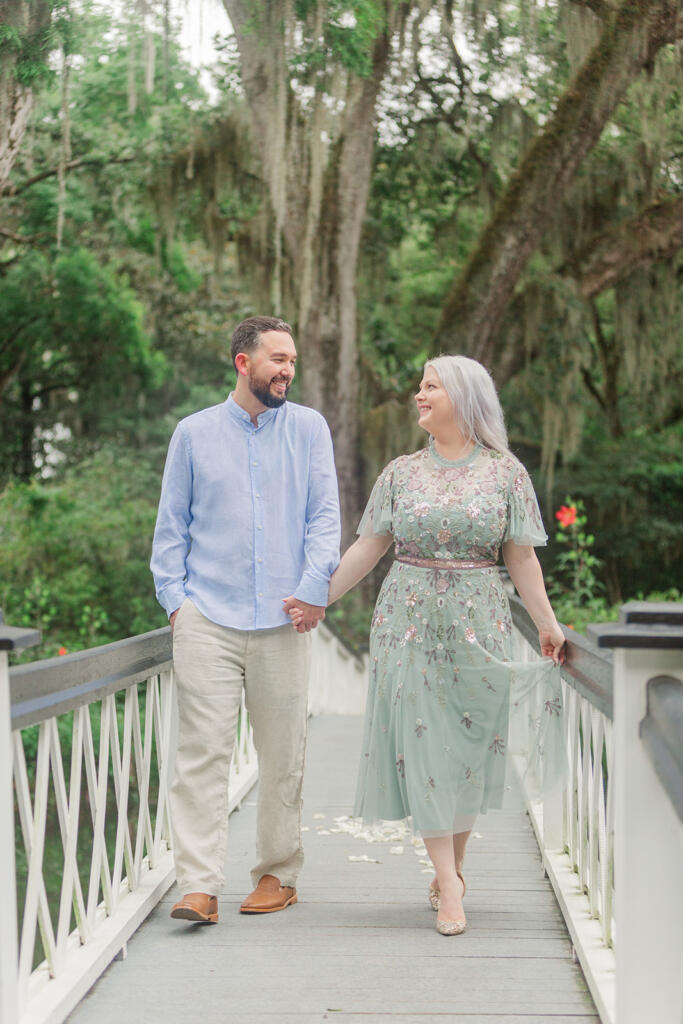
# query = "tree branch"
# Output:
<box><xmin>0</xmin><ymin>227</ymin><xmax>49</xmax><ymax>244</ymax></box>
<box><xmin>580</xmin><ymin>364</ymin><xmax>607</xmax><ymax>411</ymax></box>
<box><xmin>0</xmin><ymin>348</ymin><xmax>28</xmax><ymax>400</ymax></box>
<box><xmin>411</xmin><ymin>62</ymin><xmax>467</xmax><ymax>135</ymax></box>
<box><xmin>1</xmin><ymin>155</ymin><xmax>136</xmax><ymax>197</ymax></box>
<box><xmin>490</xmin><ymin>194</ymin><xmax>683</xmax><ymax>386</ymax></box>
<box><xmin>433</xmin><ymin>0</ymin><xmax>683</xmax><ymax>363</ymax></box>
<box><xmin>568</xmin><ymin>0</ymin><xmax>616</xmax><ymax>18</ymax></box>
<box><xmin>569</xmin><ymin>194</ymin><xmax>683</xmax><ymax>299</ymax></box>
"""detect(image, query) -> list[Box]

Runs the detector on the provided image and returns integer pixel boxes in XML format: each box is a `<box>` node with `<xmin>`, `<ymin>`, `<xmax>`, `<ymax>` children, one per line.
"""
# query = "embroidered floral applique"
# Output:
<box><xmin>489</xmin><ymin>734</ymin><xmax>505</xmax><ymax>755</ymax></box>
<box><xmin>544</xmin><ymin>697</ymin><xmax>562</xmax><ymax>716</ymax></box>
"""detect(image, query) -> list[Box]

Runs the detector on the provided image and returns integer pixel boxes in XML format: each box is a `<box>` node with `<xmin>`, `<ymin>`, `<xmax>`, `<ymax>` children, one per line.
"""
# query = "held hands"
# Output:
<box><xmin>539</xmin><ymin>622</ymin><xmax>567</xmax><ymax>665</ymax></box>
<box><xmin>282</xmin><ymin>596</ymin><xmax>326</xmax><ymax>633</ymax></box>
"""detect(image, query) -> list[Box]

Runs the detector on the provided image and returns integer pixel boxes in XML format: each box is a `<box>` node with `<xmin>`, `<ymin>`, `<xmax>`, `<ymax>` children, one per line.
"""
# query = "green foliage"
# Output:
<box><xmin>549</xmin><ymin>424</ymin><xmax>683</xmax><ymax>600</ymax></box>
<box><xmin>0</xmin><ymin>248</ymin><xmax>167</xmax><ymax>479</ymax></box>
<box><xmin>1</xmin><ymin>1</ymin><xmax>73</xmax><ymax>90</ymax></box>
<box><xmin>0</xmin><ymin>24</ymin><xmax>23</xmax><ymax>54</ymax></box>
<box><xmin>549</xmin><ymin>588</ymin><xmax>682</xmax><ymax>637</ymax></box>
<box><xmin>326</xmin><ymin>591</ymin><xmax>373</xmax><ymax>651</ymax></box>
<box><xmin>0</xmin><ymin>4</ymin><xmax>239</xmax><ymax>481</ymax></box>
<box><xmin>0</xmin><ymin>447</ymin><xmax>169</xmax><ymax>662</ymax></box>
<box><xmin>168</xmin><ymin>243</ymin><xmax>202</xmax><ymax>292</ymax></box>
<box><xmin>288</xmin><ymin>0</ymin><xmax>385</xmax><ymax>79</ymax></box>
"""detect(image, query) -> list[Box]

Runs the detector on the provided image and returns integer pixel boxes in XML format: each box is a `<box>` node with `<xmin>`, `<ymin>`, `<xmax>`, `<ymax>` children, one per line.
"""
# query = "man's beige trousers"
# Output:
<box><xmin>170</xmin><ymin>598</ymin><xmax>312</xmax><ymax>894</ymax></box>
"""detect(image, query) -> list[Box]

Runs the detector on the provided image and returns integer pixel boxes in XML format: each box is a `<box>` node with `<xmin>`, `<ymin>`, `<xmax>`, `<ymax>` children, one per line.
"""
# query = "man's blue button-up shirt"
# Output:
<box><xmin>150</xmin><ymin>394</ymin><xmax>341</xmax><ymax>630</ymax></box>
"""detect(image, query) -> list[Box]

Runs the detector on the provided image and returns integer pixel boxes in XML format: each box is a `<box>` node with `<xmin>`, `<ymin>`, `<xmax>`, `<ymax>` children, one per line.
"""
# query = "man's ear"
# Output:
<box><xmin>235</xmin><ymin>352</ymin><xmax>250</xmax><ymax>377</ymax></box>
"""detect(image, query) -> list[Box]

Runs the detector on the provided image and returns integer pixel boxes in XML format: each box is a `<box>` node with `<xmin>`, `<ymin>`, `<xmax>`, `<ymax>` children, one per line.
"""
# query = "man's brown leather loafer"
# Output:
<box><xmin>240</xmin><ymin>874</ymin><xmax>297</xmax><ymax>914</ymax></box>
<box><xmin>170</xmin><ymin>892</ymin><xmax>218</xmax><ymax>923</ymax></box>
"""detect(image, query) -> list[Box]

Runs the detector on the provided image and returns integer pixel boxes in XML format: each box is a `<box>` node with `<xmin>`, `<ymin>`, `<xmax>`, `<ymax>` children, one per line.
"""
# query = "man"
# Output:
<box><xmin>150</xmin><ymin>316</ymin><xmax>340</xmax><ymax>923</ymax></box>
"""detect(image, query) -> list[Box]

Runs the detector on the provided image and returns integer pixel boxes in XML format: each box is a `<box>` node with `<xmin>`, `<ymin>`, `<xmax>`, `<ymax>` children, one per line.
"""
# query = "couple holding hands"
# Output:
<box><xmin>150</xmin><ymin>316</ymin><xmax>565</xmax><ymax>938</ymax></box>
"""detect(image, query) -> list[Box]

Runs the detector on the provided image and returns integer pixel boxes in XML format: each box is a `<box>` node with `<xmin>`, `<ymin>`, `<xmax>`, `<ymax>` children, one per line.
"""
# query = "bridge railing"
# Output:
<box><xmin>0</xmin><ymin>623</ymin><xmax>257</xmax><ymax>1024</ymax></box>
<box><xmin>510</xmin><ymin>597</ymin><xmax>683</xmax><ymax>1024</ymax></box>
<box><xmin>3</xmin><ymin>601</ymin><xmax>679</xmax><ymax>1024</ymax></box>
<box><xmin>0</xmin><ymin>615</ymin><xmax>366</xmax><ymax>1024</ymax></box>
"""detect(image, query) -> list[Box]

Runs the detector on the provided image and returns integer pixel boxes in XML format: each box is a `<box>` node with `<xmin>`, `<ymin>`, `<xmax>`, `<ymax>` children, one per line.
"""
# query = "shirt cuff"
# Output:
<box><xmin>157</xmin><ymin>583</ymin><xmax>187</xmax><ymax>618</ymax></box>
<box><xmin>293</xmin><ymin>576</ymin><xmax>330</xmax><ymax>608</ymax></box>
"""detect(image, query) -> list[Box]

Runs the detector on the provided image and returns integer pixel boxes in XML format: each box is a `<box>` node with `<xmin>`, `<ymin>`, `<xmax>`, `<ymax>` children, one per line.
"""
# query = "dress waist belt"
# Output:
<box><xmin>395</xmin><ymin>554</ymin><xmax>497</xmax><ymax>570</ymax></box>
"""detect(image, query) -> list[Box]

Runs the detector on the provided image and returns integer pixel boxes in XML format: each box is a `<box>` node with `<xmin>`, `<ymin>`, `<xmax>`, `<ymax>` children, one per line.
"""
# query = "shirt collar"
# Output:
<box><xmin>226</xmin><ymin>392</ymin><xmax>279</xmax><ymax>430</ymax></box>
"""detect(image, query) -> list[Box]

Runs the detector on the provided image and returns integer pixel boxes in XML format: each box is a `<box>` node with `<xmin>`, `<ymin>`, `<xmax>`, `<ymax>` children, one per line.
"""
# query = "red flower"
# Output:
<box><xmin>58</xmin><ymin>646</ymin><xmax>67</xmax><ymax>656</ymax></box>
<box><xmin>555</xmin><ymin>505</ymin><xmax>577</xmax><ymax>528</ymax></box>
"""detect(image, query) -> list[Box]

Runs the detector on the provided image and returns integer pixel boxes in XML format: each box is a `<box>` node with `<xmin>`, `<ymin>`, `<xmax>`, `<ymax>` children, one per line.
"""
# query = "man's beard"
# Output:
<box><xmin>248</xmin><ymin>371</ymin><xmax>290</xmax><ymax>408</ymax></box>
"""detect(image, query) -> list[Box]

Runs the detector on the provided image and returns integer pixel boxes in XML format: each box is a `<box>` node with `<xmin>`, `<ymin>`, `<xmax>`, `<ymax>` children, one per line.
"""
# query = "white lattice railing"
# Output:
<box><xmin>509</xmin><ymin>596</ymin><xmax>683</xmax><ymax>1024</ymax></box>
<box><xmin>510</xmin><ymin>596</ymin><xmax>617</xmax><ymax>1022</ymax></box>
<box><xmin>0</xmin><ymin>625</ymin><xmax>258</xmax><ymax>1024</ymax></box>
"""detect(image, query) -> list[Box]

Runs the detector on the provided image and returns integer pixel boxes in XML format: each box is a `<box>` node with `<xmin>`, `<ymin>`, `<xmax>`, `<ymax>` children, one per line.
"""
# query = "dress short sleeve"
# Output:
<box><xmin>357</xmin><ymin>461</ymin><xmax>395</xmax><ymax>537</ymax></box>
<box><xmin>503</xmin><ymin>464</ymin><xmax>548</xmax><ymax>546</ymax></box>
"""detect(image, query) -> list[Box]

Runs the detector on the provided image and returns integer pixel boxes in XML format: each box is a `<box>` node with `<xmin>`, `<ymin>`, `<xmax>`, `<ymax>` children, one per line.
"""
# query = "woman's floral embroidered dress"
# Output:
<box><xmin>354</xmin><ymin>439</ymin><xmax>564</xmax><ymax>835</ymax></box>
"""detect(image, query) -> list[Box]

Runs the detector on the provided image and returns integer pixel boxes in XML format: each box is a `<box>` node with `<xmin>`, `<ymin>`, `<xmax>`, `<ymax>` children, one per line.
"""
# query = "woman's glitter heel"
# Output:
<box><xmin>435</xmin><ymin>870</ymin><xmax>466</xmax><ymax>936</ymax></box>
<box><xmin>436</xmin><ymin>917</ymin><xmax>466</xmax><ymax>935</ymax></box>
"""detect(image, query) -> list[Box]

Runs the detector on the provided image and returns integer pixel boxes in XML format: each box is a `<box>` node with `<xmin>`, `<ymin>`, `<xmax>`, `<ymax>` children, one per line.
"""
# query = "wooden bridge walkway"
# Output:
<box><xmin>68</xmin><ymin>715</ymin><xmax>598</xmax><ymax>1024</ymax></box>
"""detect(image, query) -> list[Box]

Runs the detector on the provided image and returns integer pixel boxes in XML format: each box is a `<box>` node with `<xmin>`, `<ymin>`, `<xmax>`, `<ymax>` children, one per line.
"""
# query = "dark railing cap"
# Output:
<box><xmin>589</xmin><ymin>602</ymin><xmax>683</xmax><ymax>650</ymax></box>
<box><xmin>619</xmin><ymin>602</ymin><xmax>683</xmax><ymax>627</ymax></box>
<box><xmin>9</xmin><ymin>626</ymin><xmax>172</xmax><ymax>729</ymax></box>
<box><xmin>0</xmin><ymin>609</ymin><xmax>41</xmax><ymax>652</ymax></box>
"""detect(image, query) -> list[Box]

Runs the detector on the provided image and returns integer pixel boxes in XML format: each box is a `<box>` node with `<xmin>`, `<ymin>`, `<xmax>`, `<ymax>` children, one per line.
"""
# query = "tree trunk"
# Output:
<box><xmin>0</xmin><ymin>1</ymin><xmax>53</xmax><ymax>195</ymax></box>
<box><xmin>18</xmin><ymin>376</ymin><xmax>33</xmax><ymax>480</ymax></box>
<box><xmin>222</xmin><ymin>0</ymin><xmax>397</xmax><ymax>543</ymax></box>
<box><xmin>297</xmin><ymin>41</ymin><xmax>392</xmax><ymax>544</ymax></box>
<box><xmin>433</xmin><ymin>0</ymin><xmax>683</xmax><ymax>364</ymax></box>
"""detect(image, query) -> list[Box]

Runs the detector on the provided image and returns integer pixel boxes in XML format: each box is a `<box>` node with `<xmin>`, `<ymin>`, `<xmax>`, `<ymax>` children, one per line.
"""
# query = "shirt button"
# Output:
<box><xmin>257</xmin><ymin>558</ymin><xmax>263</xmax><ymax>563</ymax></box>
<box><xmin>258</xmin><ymin>592</ymin><xmax>263</xmax><ymax>597</ymax></box>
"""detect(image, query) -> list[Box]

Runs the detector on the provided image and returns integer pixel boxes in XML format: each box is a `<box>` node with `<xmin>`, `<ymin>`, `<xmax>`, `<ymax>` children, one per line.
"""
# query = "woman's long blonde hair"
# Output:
<box><xmin>425</xmin><ymin>355</ymin><xmax>509</xmax><ymax>454</ymax></box>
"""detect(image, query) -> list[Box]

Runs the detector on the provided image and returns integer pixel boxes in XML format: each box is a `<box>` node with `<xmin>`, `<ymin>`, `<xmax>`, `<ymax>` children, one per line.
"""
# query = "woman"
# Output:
<box><xmin>291</xmin><ymin>355</ymin><xmax>566</xmax><ymax>936</ymax></box>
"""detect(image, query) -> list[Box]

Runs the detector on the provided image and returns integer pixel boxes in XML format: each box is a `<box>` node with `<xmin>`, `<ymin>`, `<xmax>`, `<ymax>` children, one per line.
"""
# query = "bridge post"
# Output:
<box><xmin>0</xmin><ymin>614</ymin><xmax>40</xmax><ymax>1024</ymax></box>
<box><xmin>592</xmin><ymin>603</ymin><xmax>683</xmax><ymax>1024</ymax></box>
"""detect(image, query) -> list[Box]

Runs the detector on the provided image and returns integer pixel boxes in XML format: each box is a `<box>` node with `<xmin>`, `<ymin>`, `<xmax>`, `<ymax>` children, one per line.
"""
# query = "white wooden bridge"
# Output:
<box><xmin>1</xmin><ymin>601</ymin><xmax>682</xmax><ymax>1024</ymax></box>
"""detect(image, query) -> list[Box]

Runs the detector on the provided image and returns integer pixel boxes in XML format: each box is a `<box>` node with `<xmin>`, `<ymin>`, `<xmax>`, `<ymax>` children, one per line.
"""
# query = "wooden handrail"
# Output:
<box><xmin>9</xmin><ymin>628</ymin><xmax>172</xmax><ymax>730</ymax></box>
<box><xmin>508</xmin><ymin>593</ymin><xmax>614</xmax><ymax>719</ymax></box>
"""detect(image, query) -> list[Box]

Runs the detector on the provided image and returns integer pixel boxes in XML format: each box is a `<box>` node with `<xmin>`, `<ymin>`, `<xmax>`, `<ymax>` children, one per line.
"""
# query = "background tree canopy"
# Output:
<box><xmin>1</xmin><ymin>0</ymin><xmax>681</xmax><ymax>658</ymax></box>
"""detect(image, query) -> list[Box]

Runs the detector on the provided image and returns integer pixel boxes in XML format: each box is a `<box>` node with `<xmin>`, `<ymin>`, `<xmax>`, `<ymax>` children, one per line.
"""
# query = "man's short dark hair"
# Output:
<box><xmin>231</xmin><ymin>316</ymin><xmax>293</xmax><ymax>370</ymax></box>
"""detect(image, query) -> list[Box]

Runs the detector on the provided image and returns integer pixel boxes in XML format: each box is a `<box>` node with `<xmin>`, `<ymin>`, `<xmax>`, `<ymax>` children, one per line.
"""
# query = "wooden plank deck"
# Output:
<box><xmin>68</xmin><ymin>715</ymin><xmax>598</xmax><ymax>1023</ymax></box>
